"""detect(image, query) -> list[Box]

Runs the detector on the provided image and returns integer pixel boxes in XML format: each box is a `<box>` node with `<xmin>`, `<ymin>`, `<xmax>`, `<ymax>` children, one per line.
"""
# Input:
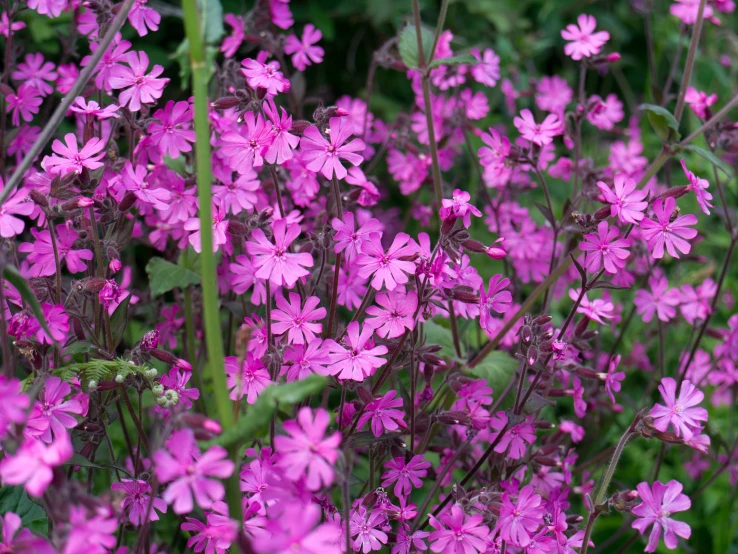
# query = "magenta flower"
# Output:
<box><xmin>571</xmin><ymin>289</ymin><xmax>615</xmax><ymax>325</ymax></box>
<box><xmin>671</xmin><ymin>0</ymin><xmax>715</xmax><ymax>24</ymax></box>
<box><xmin>0</xmin><ymin>432</ymin><xmax>73</xmax><ymax>496</ymax></box>
<box><xmin>536</xmin><ymin>75</ymin><xmax>573</xmax><ymax>113</ymax></box>
<box><xmin>70</xmin><ymin>97</ymin><xmax>120</xmax><ymax>119</ymax></box>
<box><xmin>470</xmin><ymin>47</ymin><xmax>500</xmax><ymax>87</ymax></box>
<box><xmin>184</xmin><ymin>204</ymin><xmax>230</xmax><ymax>254</ymax></box>
<box><xmin>285</xmin><ymin>24</ymin><xmax>324</xmax><ymax>71</ymax></box>
<box><xmin>41</xmin><ymin>133</ymin><xmax>106</xmax><ymax>176</ymax></box>
<box><xmin>264</xmin><ymin>99</ymin><xmax>300</xmax><ymax>165</ymax></box>
<box><xmin>685</xmin><ymin>87</ymin><xmax>717</xmax><ymax>118</ymax></box>
<box><xmin>221</xmin><ymin>14</ymin><xmax>245</xmax><ymax>57</ymax></box>
<box><xmin>586</xmin><ymin>93</ymin><xmax>624</xmax><ymax>130</ymax></box>
<box><xmin>155</xmin><ymin>368</ymin><xmax>200</xmax><ymax>416</ymax></box>
<box><xmin>323</xmin><ymin>321</ymin><xmax>388</xmax><ymax>381</ymax></box>
<box><xmin>127</xmin><ymin>0</ymin><xmax>160</xmax><ymax>36</ymax></box>
<box><xmin>122</xmin><ymin>162</ymin><xmax>172</xmax><ymax>210</ymax></box>
<box><xmin>428</xmin><ymin>505</ymin><xmax>490</xmax><ymax>554</ymax></box>
<box><xmin>561</xmin><ymin>14</ymin><xmax>610</xmax><ymax>60</ymax></box>
<box><xmin>28</xmin><ymin>376</ymin><xmax>84</xmax><ymax>443</ymax></box>
<box><xmin>350</xmin><ymin>506</ymin><xmax>389</xmax><ymax>553</ymax></box>
<box><xmin>357</xmin><ymin>233</ymin><xmax>416</xmax><ymax>291</ymax></box>
<box><xmin>34</xmin><ymin>303</ymin><xmax>69</xmax><ymax>345</ymax></box>
<box><xmin>680</xmin><ymin>158</ymin><xmax>713</xmax><ymax>215</ymax></box>
<box><xmin>153</xmin><ymin>428</ymin><xmax>235</xmax><ymax>514</ymax></box>
<box><xmin>274</xmin><ymin>407</ymin><xmax>341</xmax><ymax>490</ymax></box>
<box><xmin>632</xmin><ymin>480</ymin><xmax>691</xmax><ymax>552</ymax></box>
<box><xmin>0</xmin><ymin>377</ymin><xmax>29</xmax><ymax>439</ymax></box>
<box><xmin>5</xmin><ymin>84</ymin><xmax>42</xmax><ymax>126</ymax></box>
<box><xmin>496</xmin><ymin>485</ymin><xmax>545</xmax><ymax>547</ymax></box>
<box><xmin>109</xmin><ymin>51</ymin><xmax>168</xmax><ymax>111</ymax></box>
<box><xmin>331</xmin><ymin>212</ymin><xmax>383</xmax><ymax>261</ymax></box>
<box><xmin>111</xmin><ymin>479</ymin><xmax>167</xmax><ymax>525</ymax></box>
<box><xmin>282</xmin><ymin>340</ymin><xmax>331</xmax><ymax>381</ymax></box>
<box><xmin>478</xmin><ymin>128</ymin><xmax>512</xmax><ymax>187</ymax></box>
<box><xmin>241</xmin><ymin>58</ymin><xmax>291</xmax><ymax>96</ymax></box>
<box><xmin>219</xmin><ymin>111</ymin><xmax>273</xmax><ymax>173</ymax></box>
<box><xmin>640</xmin><ymin>197</ymin><xmax>698</xmax><ymax>259</ymax></box>
<box><xmin>246</xmin><ymin>219</ymin><xmax>314</xmax><ymax>288</ymax></box>
<box><xmin>441</xmin><ymin>189</ymin><xmax>483</xmax><ymax>228</ymax></box>
<box><xmin>12</xmin><ymin>53</ymin><xmax>57</xmax><ymax>96</ymax></box>
<box><xmin>381</xmin><ymin>455</ymin><xmax>431</xmax><ymax>498</ymax></box>
<box><xmin>300</xmin><ymin>116</ymin><xmax>366</xmax><ymax>180</ymax></box>
<box><xmin>148</xmin><ymin>100</ymin><xmax>195</xmax><ymax>159</ymax></box>
<box><xmin>603</xmin><ymin>354</ymin><xmax>625</xmax><ymax>403</ymax></box>
<box><xmin>225</xmin><ymin>353</ymin><xmax>272</xmax><ymax>404</ymax></box>
<box><xmin>213</xmin><ymin>166</ymin><xmax>259</xmax><ymax>215</ymax></box>
<box><xmin>650</xmin><ymin>377</ymin><xmax>708</xmax><ymax>439</ymax></box>
<box><xmin>597</xmin><ymin>174</ymin><xmax>649</xmax><ymax>224</ymax></box>
<box><xmin>579</xmin><ymin>221</ymin><xmax>631</xmax><ymax>274</ymax></box>
<box><xmin>0</xmin><ymin>13</ymin><xmax>26</xmax><ymax>38</ymax></box>
<box><xmin>0</xmin><ymin>512</ymin><xmax>54</xmax><ymax>554</ymax></box>
<box><xmin>271</xmin><ymin>292</ymin><xmax>326</xmax><ymax>344</ymax></box>
<box><xmin>269</xmin><ymin>0</ymin><xmax>293</xmax><ymax>29</ymax></box>
<box><xmin>64</xmin><ymin>505</ymin><xmax>118</xmax><ymax>554</ymax></box>
<box><xmin>489</xmin><ymin>411</ymin><xmax>536</xmax><ymax>459</ymax></box>
<box><xmin>365</xmin><ymin>290</ymin><xmax>417</xmax><ymax>339</ymax></box>
<box><xmin>257</xmin><ymin>503</ymin><xmax>342</xmax><ymax>554</ymax></box>
<box><xmin>634</xmin><ymin>275</ymin><xmax>681</xmax><ymax>323</ymax></box>
<box><xmin>479</xmin><ymin>274</ymin><xmax>513</xmax><ymax>332</ymax></box>
<box><xmin>0</xmin><ymin>189</ymin><xmax>34</xmax><ymax>238</ymax></box>
<box><xmin>514</xmin><ymin>109</ymin><xmax>562</xmax><ymax>146</ymax></box>
<box><xmin>357</xmin><ymin>390</ymin><xmax>407</xmax><ymax>437</ymax></box>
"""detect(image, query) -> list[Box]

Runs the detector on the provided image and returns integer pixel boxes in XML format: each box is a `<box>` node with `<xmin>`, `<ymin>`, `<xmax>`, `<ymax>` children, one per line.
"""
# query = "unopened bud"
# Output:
<box><xmin>118</xmin><ymin>192</ymin><xmax>137</xmax><ymax>212</ymax></box>
<box><xmin>461</xmin><ymin>239</ymin><xmax>487</xmax><ymax>254</ymax></box>
<box><xmin>289</xmin><ymin>120</ymin><xmax>312</xmax><ymax>136</ymax></box>
<box><xmin>595</xmin><ymin>205</ymin><xmax>612</xmax><ymax>220</ymax></box>
<box><xmin>150</xmin><ymin>348</ymin><xmax>179</xmax><ymax>366</ymax></box>
<box><xmin>29</xmin><ymin>190</ymin><xmax>50</xmax><ymax>208</ymax></box>
<box><xmin>607</xmin><ymin>53</ymin><xmax>621</xmax><ymax>63</ymax></box>
<box><xmin>109</xmin><ymin>259</ymin><xmax>122</xmax><ymax>273</ymax></box>
<box><xmin>211</xmin><ymin>96</ymin><xmax>241</xmax><ymax>109</ymax></box>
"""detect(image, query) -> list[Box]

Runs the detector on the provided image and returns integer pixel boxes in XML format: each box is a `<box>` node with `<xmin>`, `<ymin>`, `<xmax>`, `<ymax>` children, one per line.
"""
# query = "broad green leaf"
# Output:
<box><xmin>682</xmin><ymin>145</ymin><xmax>734</xmax><ymax>178</ymax></box>
<box><xmin>0</xmin><ymin>486</ymin><xmax>48</xmax><ymax>535</ymax></box>
<box><xmin>639</xmin><ymin>103</ymin><xmax>680</xmax><ymax>141</ymax></box>
<box><xmin>146</xmin><ymin>257</ymin><xmax>202</xmax><ymax>297</ymax></box>
<box><xmin>204</xmin><ymin>375</ymin><xmax>327</xmax><ymax>450</ymax></box>
<box><xmin>3</xmin><ymin>265</ymin><xmax>56</xmax><ymax>346</ymax></box>
<box><xmin>398</xmin><ymin>25</ymin><xmax>434</xmax><ymax>70</ymax></box>
<box><xmin>63</xmin><ymin>341</ymin><xmax>102</xmax><ymax>357</ymax></box>
<box><xmin>198</xmin><ymin>0</ymin><xmax>224</xmax><ymax>44</ymax></box>
<box><xmin>428</xmin><ymin>54</ymin><xmax>477</xmax><ymax>69</ymax></box>
<box><xmin>467</xmin><ymin>350</ymin><xmax>518</xmax><ymax>395</ymax></box>
<box><xmin>424</xmin><ymin>320</ymin><xmax>464</xmax><ymax>360</ymax></box>
<box><xmin>109</xmin><ymin>295</ymin><xmax>131</xmax><ymax>349</ymax></box>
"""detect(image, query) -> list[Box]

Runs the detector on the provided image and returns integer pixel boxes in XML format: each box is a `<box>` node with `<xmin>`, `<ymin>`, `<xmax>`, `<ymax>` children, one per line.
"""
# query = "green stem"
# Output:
<box><xmin>673</xmin><ymin>0</ymin><xmax>707</xmax><ymax>124</ymax></box>
<box><xmin>181</xmin><ymin>0</ymin><xmax>241</xmax><ymax>523</ymax></box>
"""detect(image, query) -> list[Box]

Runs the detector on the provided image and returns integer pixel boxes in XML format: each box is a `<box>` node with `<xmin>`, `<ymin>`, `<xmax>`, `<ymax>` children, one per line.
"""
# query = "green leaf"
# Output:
<box><xmin>398</xmin><ymin>24</ymin><xmax>434</xmax><ymax>70</ymax></box>
<box><xmin>428</xmin><ymin>54</ymin><xmax>477</xmax><ymax>69</ymax></box>
<box><xmin>424</xmin><ymin>320</ymin><xmax>464</xmax><ymax>361</ymax></box>
<box><xmin>0</xmin><ymin>486</ymin><xmax>48</xmax><ymax>535</ymax></box>
<box><xmin>204</xmin><ymin>375</ymin><xmax>327</xmax><ymax>450</ymax></box>
<box><xmin>198</xmin><ymin>0</ymin><xmax>224</xmax><ymax>44</ymax></box>
<box><xmin>468</xmin><ymin>350</ymin><xmax>518</xmax><ymax>394</ymax></box>
<box><xmin>63</xmin><ymin>341</ymin><xmax>101</xmax><ymax>357</ymax></box>
<box><xmin>109</xmin><ymin>295</ymin><xmax>131</xmax><ymax>349</ymax></box>
<box><xmin>146</xmin><ymin>257</ymin><xmax>202</xmax><ymax>297</ymax></box>
<box><xmin>66</xmin><ymin>453</ymin><xmax>105</xmax><ymax>470</ymax></box>
<box><xmin>682</xmin><ymin>145</ymin><xmax>734</xmax><ymax>178</ymax></box>
<box><xmin>3</xmin><ymin>265</ymin><xmax>57</xmax><ymax>346</ymax></box>
<box><xmin>639</xmin><ymin>103</ymin><xmax>680</xmax><ymax>141</ymax></box>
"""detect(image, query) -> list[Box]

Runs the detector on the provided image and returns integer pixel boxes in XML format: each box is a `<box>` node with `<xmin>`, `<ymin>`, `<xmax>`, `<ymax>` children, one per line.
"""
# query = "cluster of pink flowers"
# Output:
<box><xmin>1</xmin><ymin>0</ymin><xmax>736</xmax><ymax>553</ymax></box>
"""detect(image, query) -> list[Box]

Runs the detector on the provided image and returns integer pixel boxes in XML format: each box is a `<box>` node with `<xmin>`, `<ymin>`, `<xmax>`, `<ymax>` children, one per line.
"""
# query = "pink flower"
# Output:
<box><xmin>358</xmin><ymin>390</ymin><xmax>407</xmax><ymax>437</ymax></box>
<box><xmin>632</xmin><ymin>480</ymin><xmax>691</xmax><ymax>552</ymax></box>
<box><xmin>571</xmin><ymin>289</ymin><xmax>615</xmax><ymax>325</ymax></box>
<box><xmin>70</xmin><ymin>97</ymin><xmax>120</xmax><ymax>119</ymax></box>
<box><xmin>153</xmin><ymin>428</ymin><xmax>235</xmax><ymax>514</ymax></box>
<box><xmin>213</xmin><ymin>166</ymin><xmax>259</xmax><ymax>215</ymax></box>
<box><xmin>300</xmin><ymin>117</ymin><xmax>366</xmax><ymax>180</ymax></box>
<box><xmin>561</xmin><ymin>14</ymin><xmax>610</xmax><ymax>60</ymax></box>
<box><xmin>470</xmin><ymin>48</ymin><xmax>500</xmax><ymax>87</ymax></box>
<box><xmin>148</xmin><ymin>100</ymin><xmax>195</xmax><ymax>159</ymax></box>
<box><xmin>256</xmin><ymin>503</ymin><xmax>342</xmax><ymax>554</ymax></box>
<box><xmin>35</xmin><ymin>303</ymin><xmax>70</xmax><ymax>345</ymax></box>
<box><xmin>685</xmin><ymin>87</ymin><xmax>717</xmax><ymax>118</ymax></box>
<box><xmin>41</xmin><ymin>133</ymin><xmax>106</xmax><ymax>176</ymax></box>
<box><xmin>272</xmin><ymin>292</ymin><xmax>327</xmax><ymax>345</ymax></box>
<box><xmin>586</xmin><ymin>93</ymin><xmax>624</xmax><ymax>130</ymax></box>
<box><xmin>221</xmin><ymin>14</ymin><xmax>245</xmax><ymax>58</ymax></box>
<box><xmin>0</xmin><ymin>432</ymin><xmax>73</xmax><ymax>496</ymax></box>
<box><xmin>536</xmin><ymin>75</ymin><xmax>573</xmax><ymax>113</ymax></box>
<box><xmin>111</xmin><ymin>479</ymin><xmax>167</xmax><ymax>526</ymax></box>
<box><xmin>650</xmin><ymin>377</ymin><xmax>708</xmax><ymax>439</ymax></box>
<box><xmin>0</xmin><ymin>189</ymin><xmax>34</xmax><ymax>238</ymax></box>
<box><xmin>489</xmin><ymin>412</ymin><xmax>536</xmax><ymax>459</ymax></box>
<box><xmin>27</xmin><ymin>377</ymin><xmax>84</xmax><ymax>443</ymax></box>
<box><xmin>282</xmin><ymin>340</ymin><xmax>331</xmax><ymax>381</ymax></box>
<box><xmin>323</xmin><ymin>321</ymin><xmax>388</xmax><ymax>382</ymax></box>
<box><xmin>155</xmin><ymin>368</ymin><xmax>200</xmax><ymax>416</ymax></box>
<box><xmin>225</xmin><ymin>353</ymin><xmax>272</xmax><ymax>404</ymax></box>
<box><xmin>184</xmin><ymin>204</ymin><xmax>230</xmax><ymax>253</ymax></box>
<box><xmin>269</xmin><ymin>0</ymin><xmax>293</xmax><ymax>29</ymax></box>
<box><xmin>670</xmin><ymin>0</ymin><xmax>715</xmax><ymax>24</ymax></box>
<box><xmin>264</xmin><ymin>99</ymin><xmax>300</xmax><ymax>165</ymax></box>
<box><xmin>350</xmin><ymin>506</ymin><xmax>389</xmax><ymax>553</ymax></box>
<box><xmin>83</xmin><ymin>36</ymin><xmax>132</xmax><ymax>93</ymax></box>
<box><xmin>0</xmin><ymin>512</ymin><xmax>54</xmax><ymax>554</ymax></box>
<box><xmin>0</xmin><ymin>13</ymin><xmax>26</xmax><ymax>38</ymax></box>
<box><xmin>285</xmin><ymin>24</ymin><xmax>324</xmax><ymax>71</ymax></box>
<box><xmin>219</xmin><ymin>111</ymin><xmax>273</xmax><ymax>173</ymax></box>
<box><xmin>513</xmin><ymin>109</ymin><xmax>562</xmax><ymax>146</ymax></box>
<box><xmin>597</xmin><ymin>175</ymin><xmax>649</xmax><ymax>224</ymax></box>
<box><xmin>109</xmin><ymin>51</ymin><xmax>168</xmax><ymax>112</ymax></box>
<box><xmin>245</xmin><ymin>219</ymin><xmax>314</xmax><ymax>287</ymax></box>
<box><xmin>241</xmin><ymin>58</ymin><xmax>290</xmax><ymax>96</ymax></box>
<box><xmin>12</xmin><ymin>53</ymin><xmax>57</xmax><ymax>96</ymax></box>
<box><xmin>604</xmin><ymin>354</ymin><xmax>625</xmax><ymax>403</ymax></box>
<box><xmin>0</xmin><ymin>377</ymin><xmax>29</xmax><ymax>439</ymax></box>
<box><xmin>122</xmin><ymin>162</ymin><xmax>172</xmax><ymax>209</ymax></box>
<box><xmin>679</xmin><ymin>279</ymin><xmax>715</xmax><ymax>324</ymax></box>
<box><xmin>128</xmin><ymin>0</ymin><xmax>160</xmax><ymax>36</ymax></box>
<box><xmin>357</xmin><ymin>233</ymin><xmax>416</xmax><ymax>291</ymax></box>
<box><xmin>5</xmin><ymin>84</ymin><xmax>42</xmax><ymax>126</ymax></box>
<box><xmin>181</xmin><ymin>502</ymin><xmax>238</xmax><ymax>554</ymax></box>
<box><xmin>428</xmin><ymin>505</ymin><xmax>490</xmax><ymax>554</ymax></box>
<box><xmin>640</xmin><ymin>197</ymin><xmax>698</xmax><ymax>259</ymax></box>
<box><xmin>579</xmin><ymin>221</ymin><xmax>631</xmax><ymax>274</ymax></box>
<box><xmin>479</xmin><ymin>275</ymin><xmax>512</xmax><ymax>332</ymax></box>
<box><xmin>441</xmin><ymin>189</ymin><xmax>482</xmax><ymax>228</ymax></box>
<box><xmin>634</xmin><ymin>275</ymin><xmax>681</xmax><ymax>323</ymax></box>
<box><xmin>680</xmin><ymin>158</ymin><xmax>713</xmax><ymax>215</ymax></box>
<box><xmin>478</xmin><ymin>128</ymin><xmax>512</xmax><ymax>188</ymax></box>
<box><xmin>496</xmin><ymin>485</ymin><xmax>546</xmax><ymax>547</ymax></box>
<box><xmin>461</xmin><ymin>89</ymin><xmax>489</xmax><ymax>120</ymax></box>
<box><xmin>365</xmin><ymin>290</ymin><xmax>417</xmax><ymax>339</ymax></box>
<box><xmin>331</xmin><ymin>212</ymin><xmax>383</xmax><ymax>261</ymax></box>
<box><xmin>55</xmin><ymin>63</ymin><xmax>79</xmax><ymax>93</ymax></box>
<box><xmin>274</xmin><ymin>407</ymin><xmax>341</xmax><ymax>490</ymax></box>
<box><xmin>26</xmin><ymin>0</ymin><xmax>66</xmax><ymax>18</ymax></box>
<box><xmin>381</xmin><ymin>455</ymin><xmax>431</xmax><ymax>497</ymax></box>
<box><xmin>64</xmin><ymin>505</ymin><xmax>118</xmax><ymax>554</ymax></box>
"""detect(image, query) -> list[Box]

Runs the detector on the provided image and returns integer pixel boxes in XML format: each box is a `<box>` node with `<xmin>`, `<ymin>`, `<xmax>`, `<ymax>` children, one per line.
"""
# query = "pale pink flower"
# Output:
<box><xmin>634</xmin><ymin>275</ymin><xmax>681</xmax><ymax>323</ymax></box>
<box><xmin>285</xmin><ymin>24</ymin><xmax>324</xmax><ymax>71</ymax></box>
<box><xmin>245</xmin><ymin>219</ymin><xmax>314</xmax><ymax>287</ymax></box>
<box><xmin>0</xmin><ymin>189</ymin><xmax>34</xmax><ymax>238</ymax></box>
<box><xmin>429</xmin><ymin>505</ymin><xmax>489</xmax><ymax>554</ymax></box>
<box><xmin>597</xmin><ymin>174</ymin><xmax>649</xmax><ymax>224</ymax></box>
<box><xmin>300</xmin><ymin>117</ymin><xmax>366</xmax><ymax>180</ymax></box>
<box><xmin>670</xmin><ymin>0</ymin><xmax>715</xmax><ymax>24</ymax></box>
<box><xmin>561</xmin><ymin>14</ymin><xmax>610</xmax><ymax>60</ymax></box>
<box><xmin>640</xmin><ymin>197</ymin><xmax>698</xmax><ymax>259</ymax></box>
<box><xmin>536</xmin><ymin>75</ymin><xmax>573</xmax><ymax>113</ymax></box>
<box><xmin>365</xmin><ymin>290</ymin><xmax>417</xmax><ymax>339</ymax></box>
<box><xmin>225</xmin><ymin>353</ymin><xmax>272</xmax><ymax>404</ymax></box>
<box><xmin>357</xmin><ymin>233</ymin><xmax>416</xmax><ymax>291</ymax></box>
<box><xmin>41</xmin><ymin>133</ymin><xmax>106</xmax><ymax>176</ymax></box>
<box><xmin>650</xmin><ymin>377</ymin><xmax>708</xmax><ymax>439</ymax></box>
<box><xmin>470</xmin><ymin>48</ymin><xmax>500</xmax><ymax>87</ymax></box>
<box><xmin>587</xmin><ymin>93</ymin><xmax>624</xmax><ymax>130</ymax></box>
<box><xmin>496</xmin><ymin>485</ymin><xmax>546</xmax><ymax>547</ymax></box>
<box><xmin>513</xmin><ymin>109</ymin><xmax>562</xmax><ymax>146</ymax></box>
<box><xmin>579</xmin><ymin>221</ymin><xmax>631</xmax><ymax>274</ymax></box>
<box><xmin>357</xmin><ymin>390</ymin><xmax>407</xmax><ymax>437</ymax></box>
<box><xmin>109</xmin><ymin>51</ymin><xmax>168</xmax><ymax>112</ymax></box>
<box><xmin>331</xmin><ymin>212</ymin><xmax>383</xmax><ymax>261</ymax></box>
<box><xmin>0</xmin><ymin>432</ymin><xmax>73</xmax><ymax>496</ymax></box>
<box><xmin>241</xmin><ymin>58</ymin><xmax>290</xmax><ymax>96</ymax></box>
<box><xmin>271</xmin><ymin>292</ymin><xmax>326</xmax><ymax>344</ymax></box>
<box><xmin>632</xmin><ymin>480</ymin><xmax>691</xmax><ymax>552</ymax></box>
<box><xmin>323</xmin><ymin>321</ymin><xmax>388</xmax><ymax>382</ymax></box>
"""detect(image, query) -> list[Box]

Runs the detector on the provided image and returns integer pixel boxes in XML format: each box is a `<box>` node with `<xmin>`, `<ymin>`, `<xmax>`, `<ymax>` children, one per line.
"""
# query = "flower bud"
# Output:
<box><xmin>29</xmin><ymin>190</ymin><xmax>50</xmax><ymax>208</ymax></box>
<box><xmin>595</xmin><ymin>205</ymin><xmax>612</xmax><ymax>220</ymax></box>
<box><xmin>140</xmin><ymin>329</ymin><xmax>160</xmax><ymax>351</ymax></box>
<box><xmin>152</xmin><ymin>384</ymin><xmax>164</xmax><ymax>396</ymax></box>
<box><xmin>607</xmin><ymin>53</ymin><xmax>621</xmax><ymax>63</ymax></box>
<box><xmin>289</xmin><ymin>120</ymin><xmax>312</xmax><ymax>136</ymax></box>
<box><xmin>211</xmin><ymin>96</ymin><xmax>241</xmax><ymax>109</ymax></box>
<box><xmin>115</xmin><ymin>374</ymin><xmax>125</xmax><ymax>384</ymax></box>
<box><xmin>461</xmin><ymin>239</ymin><xmax>487</xmax><ymax>254</ymax></box>
<box><xmin>145</xmin><ymin>368</ymin><xmax>159</xmax><ymax>379</ymax></box>
<box><xmin>486</xmin><ymin>241</ymin><xmax>507</xmax><ymax>259</ymax></box>
<box><xmin>118</xmin><ymin>192</ymin><xmax>137</xmax><ymax>212</ymax></box>
<box><xmin>109</xmin><ymin>259</ymin><xmax>122</xmax><ymax>273</ymax></box>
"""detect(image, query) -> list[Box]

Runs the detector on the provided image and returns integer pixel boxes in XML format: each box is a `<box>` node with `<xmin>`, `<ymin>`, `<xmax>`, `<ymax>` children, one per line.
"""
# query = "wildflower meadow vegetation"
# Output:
<box><xmin>2</xmin><ymin>0</ymin><xmax>738</xmax><ymax>552</ymax></box>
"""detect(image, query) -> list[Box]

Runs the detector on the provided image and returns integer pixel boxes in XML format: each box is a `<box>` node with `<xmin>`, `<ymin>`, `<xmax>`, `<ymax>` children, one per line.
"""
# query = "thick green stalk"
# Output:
<box><xmin>181</xmin><ymin>0</ymin><xmax>242</xmax><ymax>523</ymax></box>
